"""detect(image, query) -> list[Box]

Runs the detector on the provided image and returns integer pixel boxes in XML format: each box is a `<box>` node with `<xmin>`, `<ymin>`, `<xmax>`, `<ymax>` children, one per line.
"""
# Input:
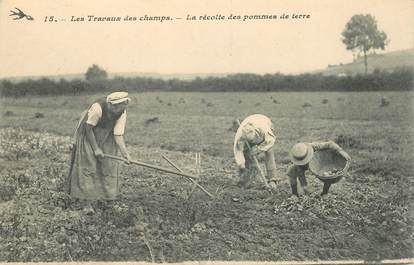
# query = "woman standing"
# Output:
<box><xmin>67</xmin><ymin>92</ymin><xmax>132</xmax><ymax>213</ymax></box>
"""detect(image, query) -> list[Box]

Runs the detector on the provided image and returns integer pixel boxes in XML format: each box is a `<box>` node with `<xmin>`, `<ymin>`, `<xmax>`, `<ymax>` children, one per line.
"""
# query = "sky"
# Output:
<box><xmin>0</xmin><ymin>0</ymin><xmax>413</xmax><ymax>78</ymax></box>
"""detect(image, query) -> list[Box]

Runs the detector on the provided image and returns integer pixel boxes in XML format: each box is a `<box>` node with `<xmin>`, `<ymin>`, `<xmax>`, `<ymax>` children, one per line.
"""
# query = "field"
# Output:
<box><xmin>0</xmin><ymin>91</ymin><xmax>413</xmax><ymax>262</ymax></box>
<box><xmin>314</xmin><ymin>48</ymin><xmax>414</xmax><ymax>76</ymax></box>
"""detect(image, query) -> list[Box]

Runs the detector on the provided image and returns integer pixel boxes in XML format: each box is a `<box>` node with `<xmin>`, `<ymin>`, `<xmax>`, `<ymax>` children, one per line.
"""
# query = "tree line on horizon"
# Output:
<box><xmin>0</xmin><ymin>65</ymin><xmax>412</xmax><ymax>97</ymax></box>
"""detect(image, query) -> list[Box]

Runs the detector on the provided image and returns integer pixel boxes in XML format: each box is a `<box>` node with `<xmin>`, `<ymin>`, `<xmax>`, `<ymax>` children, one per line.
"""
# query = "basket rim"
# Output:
<box><xmin>310</xmin><ymin>160</ymin><xmax>350</xmax><ymax>179</ymax></box>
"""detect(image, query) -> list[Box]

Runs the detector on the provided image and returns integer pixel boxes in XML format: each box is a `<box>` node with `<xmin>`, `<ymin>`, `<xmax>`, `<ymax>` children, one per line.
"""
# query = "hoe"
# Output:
<box><xmin>104</xmin><ymin>153</ymin><xmax>213</xmax><ymax>198</ymax></box>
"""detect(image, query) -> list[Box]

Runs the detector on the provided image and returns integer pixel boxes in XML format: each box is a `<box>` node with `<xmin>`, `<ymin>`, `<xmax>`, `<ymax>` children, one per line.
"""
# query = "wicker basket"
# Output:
<box><xmin>309</xmin><ymin>149</ymin><xmax>349</xmax><ymax>181</ymax></box>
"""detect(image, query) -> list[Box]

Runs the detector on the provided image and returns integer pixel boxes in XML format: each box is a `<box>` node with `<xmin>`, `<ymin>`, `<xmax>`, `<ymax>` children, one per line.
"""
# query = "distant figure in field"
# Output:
<box><xmin>233</xmin><ymin>114</ymin><xmax>278</xmax><ymax>190</ymax></box>
<box><xmin>67</xmin><ymin>92</ymin><xmax>132</xmax><ymax>214</ymax></box>
<box><xmin>287</xmin><ymin>141</ymin><xmax>351</xmax><ymax>197</ymax></box>
<box><xmin>380</xmin><ymin>96</ymin><xmax>390</xmax><ymax>107</ymax></box>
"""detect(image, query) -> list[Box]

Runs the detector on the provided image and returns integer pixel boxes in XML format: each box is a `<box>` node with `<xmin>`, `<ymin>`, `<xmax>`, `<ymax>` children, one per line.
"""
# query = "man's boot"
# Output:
<box><xmin>237</xmin><ymin>168</ymin><xmax>251</xmax><ymax>188</ymax></box>
<box><xmin>267</xmin><ymin>169</ymin><xmax>278</xmax><ymax>190</ymax></box>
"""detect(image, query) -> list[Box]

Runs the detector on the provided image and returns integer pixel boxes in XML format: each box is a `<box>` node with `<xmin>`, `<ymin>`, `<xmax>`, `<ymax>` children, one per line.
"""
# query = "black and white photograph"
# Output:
<box><xmin>0</xmin><ymin>0</ymin><xmax>413</xmax><ymax>264</ymax></box>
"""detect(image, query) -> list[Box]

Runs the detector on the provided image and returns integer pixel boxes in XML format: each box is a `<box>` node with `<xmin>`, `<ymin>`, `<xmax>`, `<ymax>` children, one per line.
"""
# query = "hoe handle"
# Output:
<box><xmin>105</xmin><ymin>154</ymin><xmax>213</xmax><ymax>198</ymax></box>
<box><xmin>104</xmin><ymin>154</ymin><xmax>199</xmax><ymax>180</ymax></box>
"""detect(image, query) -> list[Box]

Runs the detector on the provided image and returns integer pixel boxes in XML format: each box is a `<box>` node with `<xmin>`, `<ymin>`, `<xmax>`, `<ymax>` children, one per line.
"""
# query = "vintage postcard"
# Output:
<box><xmin>0</xmin><ymin>0</ymin><xmax>413</xmax><ymax>264</ymax></box>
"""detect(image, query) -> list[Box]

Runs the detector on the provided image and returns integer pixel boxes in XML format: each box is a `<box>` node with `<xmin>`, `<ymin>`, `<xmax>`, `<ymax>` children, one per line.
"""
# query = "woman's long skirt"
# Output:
<box><xmin>67</xmin><ymin>111</ymin><xmax>121</xmax><ymax>200</ymax></box>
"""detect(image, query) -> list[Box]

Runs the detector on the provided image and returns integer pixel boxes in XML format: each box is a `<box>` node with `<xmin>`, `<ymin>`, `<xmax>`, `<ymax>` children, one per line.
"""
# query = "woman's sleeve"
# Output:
<box><xmin>114</xmin><ymin>111</ymin><xmax>127</xmax><ymax>136</ymax></box>
<box><xmin>257</xmin><ymin>125</ymin><xmax>276</xmax><ymax>152</ymax></box>
<box><xmin>86</xmin><ymin>103</ymin><xmax>102</xmax><ymax>126</ymax></box>
<box><xmin>233</xmin><ymin>128</ymin><xmax>246</xmax><ymax>167</ymax></box>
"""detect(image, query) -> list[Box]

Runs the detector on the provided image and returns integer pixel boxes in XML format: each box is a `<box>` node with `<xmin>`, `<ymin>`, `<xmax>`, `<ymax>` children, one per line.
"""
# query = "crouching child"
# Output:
<box><xmin>287</xmin><ymin>141</ymin><xmax>351</xmax><ymax>196</ymax></box>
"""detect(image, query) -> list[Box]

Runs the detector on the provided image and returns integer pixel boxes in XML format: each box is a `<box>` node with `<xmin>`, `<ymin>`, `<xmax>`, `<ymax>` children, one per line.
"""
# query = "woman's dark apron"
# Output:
<box><xmin>67</xmin><ymin>98</ymin><xmax>124</xmax><ymax>200</ymax></box>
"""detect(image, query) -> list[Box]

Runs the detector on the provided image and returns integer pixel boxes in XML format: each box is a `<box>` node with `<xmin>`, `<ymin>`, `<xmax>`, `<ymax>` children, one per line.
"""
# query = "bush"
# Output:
<box><xmin>1</xmin><ymin>66</ymin><xmax>412</xmax><ymax>97</ymax></box>
<box><xmin>34</xmin><ymin>113</ymin><xmax>45</xmax><ymax>118</ymax></box>
<box><xmin>4</xmin><ymin>111</ymin><xmax>14</xmax><ymax>116</ymax></box>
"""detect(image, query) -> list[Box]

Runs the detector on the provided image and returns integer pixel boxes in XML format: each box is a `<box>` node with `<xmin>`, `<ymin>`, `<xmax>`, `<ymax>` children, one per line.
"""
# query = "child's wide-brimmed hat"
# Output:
<box><xmin>106</xmin><ymin>92</ymin><xmax>131</xmax><ymax>104</ymax></box>
<box><xmin>289</xmin><ymin>142</ymin><xmax>314</xmax><ymax>166</ymax></box>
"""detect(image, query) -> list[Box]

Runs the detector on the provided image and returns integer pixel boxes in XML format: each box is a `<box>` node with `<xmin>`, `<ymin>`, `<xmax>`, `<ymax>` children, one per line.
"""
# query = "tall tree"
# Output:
<box><xmin>85</xmin><ymin>64</ymin><xmax>108</xmax><ymax>81</ymax></box>
<box><xmin>341</xmin><ymin>14</ymin><xmax>388</xmax><ymax>74</ymax></box>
